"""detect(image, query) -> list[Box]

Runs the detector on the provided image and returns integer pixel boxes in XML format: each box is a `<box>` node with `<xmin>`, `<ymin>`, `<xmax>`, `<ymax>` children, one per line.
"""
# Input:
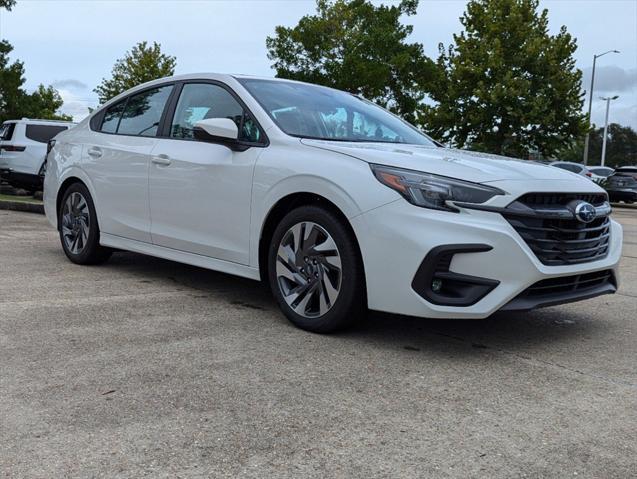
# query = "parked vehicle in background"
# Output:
<box><xmin>604</xmin><ymin>175</ymin><xmax>637</xmax><ymax>204</ymax></box>
<box><xmin>549</xmin><ymin>161</ymin><xmax>593</xmax><ymax>179</ymax></box>
<box><xmin>0</xmin><ymin>118</ymin><xmax>75</xmax><ymax>192</ymax></box>
<box><xmin>614</xmin><ymin>166</ymin><xmax>637</xmax><ymax>181</ymax></box>
<box><xmin>588</xmin><ymin>166</ymin><xmax>615</xmax><ymax>184</ymax></box>
<box><xmin>43</xmin><ymin>73</ymin><xmax>622</xmax><ymax>333</ymax></box>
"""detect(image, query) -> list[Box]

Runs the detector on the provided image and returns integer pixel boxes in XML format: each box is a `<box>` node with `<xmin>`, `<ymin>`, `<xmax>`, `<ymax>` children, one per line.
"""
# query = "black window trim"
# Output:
<box><xmin>90</xmin><ymin>82</ymin><xmax>177</xmax><ymax>138</ymax></box>
<box><xmin>89</xmin><ymin>79</ymin><xmax>268</xmax><ymax>149</ymax></box>
<box><xmin>160</xmin><ymin>79</ymin><xmax>269</xmax><ymax>148</ymax></box>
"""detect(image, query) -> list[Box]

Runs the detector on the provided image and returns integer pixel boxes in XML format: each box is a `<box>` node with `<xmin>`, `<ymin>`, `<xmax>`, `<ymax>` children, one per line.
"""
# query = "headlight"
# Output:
<box><xmin>370</xmin><ymin>164</ymin><xmax>505</xmax><ymax>212</ymax></box>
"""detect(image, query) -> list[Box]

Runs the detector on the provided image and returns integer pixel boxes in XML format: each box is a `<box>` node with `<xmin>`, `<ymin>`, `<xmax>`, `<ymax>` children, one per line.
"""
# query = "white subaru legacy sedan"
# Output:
<box><xmin>43</xmin><ymin>73</ymin><xmax>622</xmax><ymax>332</ymax></box>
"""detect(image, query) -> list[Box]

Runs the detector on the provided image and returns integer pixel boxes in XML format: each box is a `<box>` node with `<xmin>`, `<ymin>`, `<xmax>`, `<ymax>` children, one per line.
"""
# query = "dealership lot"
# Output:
<box><xmin>1</xmin><ymin>209</ymin><xmax>635</xmax><ymax>478</ymax></box>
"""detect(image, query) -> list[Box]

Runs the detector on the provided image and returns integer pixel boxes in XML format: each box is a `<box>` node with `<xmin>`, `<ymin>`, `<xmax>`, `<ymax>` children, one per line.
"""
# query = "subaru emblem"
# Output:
<box><xmin>574</xmin><ymin>202</ymin><xmax>596</xmax><ymax>223</ymax></box>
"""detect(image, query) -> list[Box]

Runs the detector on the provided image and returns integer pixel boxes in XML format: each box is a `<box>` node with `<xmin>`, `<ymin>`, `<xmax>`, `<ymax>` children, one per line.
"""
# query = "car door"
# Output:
<box><xmin>84</xmin><ymin>85</ymin><xmax>173</xmax><ymax>243</ymax></box>
<box><xmin>149</xmin><ymin>82</ymin><xmax>266</xmax><ymax>264</ymax></box>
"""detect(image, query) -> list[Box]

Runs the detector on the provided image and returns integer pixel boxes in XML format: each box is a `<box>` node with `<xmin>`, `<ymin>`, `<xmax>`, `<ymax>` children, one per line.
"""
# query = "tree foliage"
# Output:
<box><xmin>94</xmin><ymin>41</ymin><xmax>176</xmax><ymax>104</ymax></box>
<box><xmin>559</xmin><ymin>124</ymin><xmax>637</xmax><ymax>168</ymax></box>
<box><xmin>0</xmin><ymin>0</ymin><xmax>16</xmax><ymax>11</ymax></box>
<box><xmin>0</xmin><ymin>40</ymin><xmax>70</xmax><ymax>123</ymax></box>
<box><xmin>266</xmin><ymin>0</ymin><xmax>435</xmax><ymax>124</ymax></box>
<box><xmin>424</xmin><ymin>0</ymin><xmax>586</xmax><ymax>158</ymax></box>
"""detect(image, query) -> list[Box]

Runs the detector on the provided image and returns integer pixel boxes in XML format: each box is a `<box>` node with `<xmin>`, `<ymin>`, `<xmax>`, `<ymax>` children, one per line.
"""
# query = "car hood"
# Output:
<box><xmin>301</xmin><ymin>139</ymin><xmax>590</xmax><ymax>185</ymax></box>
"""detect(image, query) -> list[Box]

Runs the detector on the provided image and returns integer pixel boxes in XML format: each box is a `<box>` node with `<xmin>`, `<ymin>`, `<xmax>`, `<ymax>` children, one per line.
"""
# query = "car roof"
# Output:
<box><xmin>99</xmin><ymin>73</ymin><xmax>336</xmax><ymax>108</ymax></box>
<box><xmin>2</xmin><ymin>118</ymin><xmax>76</xmax><ymax>126</ymax></box>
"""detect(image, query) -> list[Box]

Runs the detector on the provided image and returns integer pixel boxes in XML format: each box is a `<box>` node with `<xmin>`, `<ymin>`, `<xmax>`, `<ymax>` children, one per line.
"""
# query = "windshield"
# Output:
<box><xmin>238</xmin><ymin>78</ymin><xmax>436</xmax><ymax>146</ymax></box>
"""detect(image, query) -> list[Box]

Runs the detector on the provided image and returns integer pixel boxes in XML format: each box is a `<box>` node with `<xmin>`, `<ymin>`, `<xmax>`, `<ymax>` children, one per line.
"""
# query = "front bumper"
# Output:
<box><xmin>350</xmin><ymin>199</ymin><xmax>622</xmax><ymax>319</ymax></box>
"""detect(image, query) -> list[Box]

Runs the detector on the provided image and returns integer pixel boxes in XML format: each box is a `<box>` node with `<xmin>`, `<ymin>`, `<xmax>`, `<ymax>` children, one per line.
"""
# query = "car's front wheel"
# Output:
<box><xmin>58</xmin><ymin>183</ymin><xmax>112</xmax><ymax>265</ymax></box>
<box><xmin>268</xmin><ymin>205</ymin><xmax>365</xmax><ymax>333</ymax></box>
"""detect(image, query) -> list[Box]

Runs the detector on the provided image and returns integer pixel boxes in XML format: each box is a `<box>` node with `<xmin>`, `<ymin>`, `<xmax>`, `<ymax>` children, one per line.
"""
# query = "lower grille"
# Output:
<box><xmin>503</xmin><ymin>192</ymin><xmax>611</xmax><ymax>266</ymax></box>
<box><xmin>501</xmin><ymin>269</ymin><xmax>616</xmax><ymax>311</ymax></box>
<box><xmin>524</xmin><ymin>270</ymin><xmax>614</xmax><ymax>297</ymax></box>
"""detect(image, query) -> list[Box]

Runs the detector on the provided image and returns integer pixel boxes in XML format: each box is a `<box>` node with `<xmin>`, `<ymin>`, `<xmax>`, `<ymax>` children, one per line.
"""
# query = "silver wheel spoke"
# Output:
<box><xmin>62</xmin><ymin>192</ymin><xmax>90</xmax><ymax>256</ymax></box>
<box><xmin>275</xmin><ymin>221</ymin><xmax>342</xmax><ymax>319</ymax></box>
<box><xmin>322</xmin><ymin>271</ymin><xmax>339</xmax><ymax>304</ymax></box>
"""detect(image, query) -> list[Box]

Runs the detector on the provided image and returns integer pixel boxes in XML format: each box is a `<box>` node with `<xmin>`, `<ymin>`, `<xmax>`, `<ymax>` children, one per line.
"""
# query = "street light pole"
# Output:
<box><xmin>582</xmin><ymin>50</ymin><xmax>619</xmax><ymax>165</ymax></box>
<box><xmin>600</xmin><ymin>95</ymin><xmax>619</xmax><ymax>167</ymax></box>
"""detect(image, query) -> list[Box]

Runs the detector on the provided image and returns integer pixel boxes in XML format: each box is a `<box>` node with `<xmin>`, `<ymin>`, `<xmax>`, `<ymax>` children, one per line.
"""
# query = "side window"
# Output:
<box><xmin>555</xmin><ymin>163</ymin><xmax>579</xmax><ymax>173</ymax></box>
<box><xmin>117</xmin><ymin>85</ymin><xmax>173</xmax><ymax>137</ymax></box>
<box><xmin>25</xmin><ymin>125</ymin><xmax>68</xmax><ymax>143</ymax></box>
<box><xmin>101</xmin><ymin>101</ymin><xmax>126</xmax><ymax>133</ymax></box>
<box><xmin>0</xmin><ymin>122</ymin><xmax>16</xmax><ymax>141</ymax></box>
<box><xmin>170</xmin><ymin>83</ymin><xmax>261</xmax><ymax>143</ymax></box>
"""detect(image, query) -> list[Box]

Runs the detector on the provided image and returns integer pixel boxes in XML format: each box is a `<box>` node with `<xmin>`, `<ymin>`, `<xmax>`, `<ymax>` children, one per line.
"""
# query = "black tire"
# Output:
<box><xmin>58</xmin><ymin>182</ymin><xmax>112</xmax><ymax>265</ymax></box>
<box><xmin>268</xmin><ymin>205</ymin><xmax>366</xmax><ymax>333</ymax></box>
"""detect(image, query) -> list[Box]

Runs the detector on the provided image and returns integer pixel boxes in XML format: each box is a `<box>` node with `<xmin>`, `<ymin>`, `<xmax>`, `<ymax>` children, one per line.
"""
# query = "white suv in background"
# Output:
<box><xmin>43</xmin><ymin>74</ymin><xmax>622</xmax><ymax>333</ymax></box>
<box><xmin>0</xmin><ymin>118</ymin><xmax>75</xmax><ymax>192</ymax></box>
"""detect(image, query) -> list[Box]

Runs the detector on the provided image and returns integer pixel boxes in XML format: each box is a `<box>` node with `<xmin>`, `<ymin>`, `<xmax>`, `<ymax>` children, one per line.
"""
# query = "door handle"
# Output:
<box><xmin>151</xmin><ymin>154</ymin><xmax>172</xmax><ymax>166</ymax></box>
<box><xmin>87</xmin><ymin>147</ymin><xmax>102</xmax><ymax>159</ymax></box>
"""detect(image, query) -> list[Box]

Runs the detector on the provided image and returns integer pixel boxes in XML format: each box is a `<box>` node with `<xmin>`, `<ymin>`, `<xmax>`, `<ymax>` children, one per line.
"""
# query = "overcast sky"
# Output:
<box><xmin>1</xmin><ymin>0</ymin><xmax>636</xmax><ymax>129</ymax></box>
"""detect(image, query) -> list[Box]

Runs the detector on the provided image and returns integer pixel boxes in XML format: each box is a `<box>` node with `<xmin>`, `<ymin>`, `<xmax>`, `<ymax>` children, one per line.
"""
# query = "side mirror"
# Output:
<box><xmin>195</xmin><ymin>118</ymin><xmax>239</xmax><ymax>141</ymax></box>
<box><xmin>194</xmin><ymin>118</ymin><xmax>248</xmax><ymax>151</ymax></box>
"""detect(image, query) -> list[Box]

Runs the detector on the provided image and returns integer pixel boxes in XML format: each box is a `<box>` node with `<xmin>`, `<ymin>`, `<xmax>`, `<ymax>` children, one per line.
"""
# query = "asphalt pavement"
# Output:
<box><xmin>1</xmin><ymin>208</ymin><xmax>635</xmax><ymax>478</ymax></box>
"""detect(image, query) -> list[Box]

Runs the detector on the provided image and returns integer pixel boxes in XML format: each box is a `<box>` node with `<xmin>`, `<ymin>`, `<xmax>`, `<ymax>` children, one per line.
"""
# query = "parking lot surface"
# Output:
<box><xmin>1</xmin><ymin>209</ymin><xmax>636</xmax><ymax>478</ymax></box>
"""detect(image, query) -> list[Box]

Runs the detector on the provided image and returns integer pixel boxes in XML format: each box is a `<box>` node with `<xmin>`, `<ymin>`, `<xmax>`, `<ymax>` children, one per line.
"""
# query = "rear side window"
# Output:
<box><xmin>117</xmin><ymin>86</ymin><xmax>173</xmax><ymax>137</ymax></box>
<box><xmin>554</xmin><ymin>163</ymin><xmax>581</xmax><ymax>173</ymax></box>
<box><xmin>0</xmin><ymin>122</ymin><xmax>17</xmax><ymax>141</ymax></box>
<box><xmin>24</xmin><ymin>125</ymin><xmax>68</xmax><ymax>143</ymax></box>
<box><xmin>589</xmin><ymin>167</ymin><xmax>613</xmax><ymax>177</ymax></box>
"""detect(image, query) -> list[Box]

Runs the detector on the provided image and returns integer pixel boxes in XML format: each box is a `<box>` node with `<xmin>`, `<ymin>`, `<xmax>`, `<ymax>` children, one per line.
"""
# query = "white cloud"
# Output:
<box><xmin>582</xmin><ymin>66</ymin><xmax>637</xmax><ymax>93</ymax></box>
<box><xmin>55</xmin><ymin>88</ymin><xmax>94</xmax><ymax>122</ymax></box>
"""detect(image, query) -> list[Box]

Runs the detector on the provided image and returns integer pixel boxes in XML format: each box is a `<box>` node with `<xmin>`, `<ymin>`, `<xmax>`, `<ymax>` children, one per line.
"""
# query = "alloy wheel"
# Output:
<box><xmin>275</xmin><ymin>221</ymin><xmax>342</xmax><ymax>318</ymax></box>
<box><xmin>61</xmin><ymin>192</ymin><xmax>90</xmax><ymax>255</ymax></box>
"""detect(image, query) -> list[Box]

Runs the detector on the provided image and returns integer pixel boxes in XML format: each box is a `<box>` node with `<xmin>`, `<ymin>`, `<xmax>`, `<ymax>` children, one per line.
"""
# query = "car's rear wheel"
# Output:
<box><xmin>268</xmin><ymin>205</ymin><xmax>365</xmax><ymax>333</ymax></box>
<box><xmin>58</xmin><ymin>183</ymin><xmax>112</xmax><ymax>265</ymax></box>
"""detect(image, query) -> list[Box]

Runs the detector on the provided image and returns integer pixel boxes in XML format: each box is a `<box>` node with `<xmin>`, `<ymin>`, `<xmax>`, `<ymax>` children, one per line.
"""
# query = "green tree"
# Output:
<box><xmin>0</xmin><ymin>40</ymin><xmax>26</xmax><ymax>122</ymax></box>
<box><xmin>0</xmin><ymin>0</ymin><xmax>16</xmax><ymax>10</ymax></box>
<box><xmin>25</xmin><ymin>85</ymin><xmax>72</xmax><ymax>121</ymax></box>
<box><xmin>94</xmin><ymin>41</ymin><xmax>176</xmax><ymax>104</ymax></box>
<box><xmin>266</xmin><ymin>0</ymin><xmax>435</xmax><ymax>124</ymax></box>
<box><xmin>0</xmin><ymin>41</ymin><xmax>70</xmax><ymax>123</ymax></box>
<box><xmin>559</xmin><ymin>123</ymin><xmax>637</xmax><ymax>168</ymax></box>
<box><xmin>424</xmin><ymin>0</ymin><xmax>586</xmax><ymax>159</ymax></box>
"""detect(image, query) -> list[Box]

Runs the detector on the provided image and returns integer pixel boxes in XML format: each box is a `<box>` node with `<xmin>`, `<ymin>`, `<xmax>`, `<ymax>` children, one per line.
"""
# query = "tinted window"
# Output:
<box><xmin>101</xmin><ymin>101</ymin><xmax>126</xmax><ymax>133</ymax></box>
<box><xmin>171</xmin><ymin>83</ymin><xmax>261</xmax><ymax>142</ymax></box>
<box><xmin>554</xmin><ymin>163</ymin><xmax>581</xmax><ymax>173</ymax></box>
<box><xmin>589</xmin><ymin>167</ymin><xmax>614</xmax><ymax>177</ymax></box>
<box><xmin>608</xmin><ymin>176</ymin><xmax>637</xmax><ymax>186</ymax></box>
<box><xmin>117</xmin><ymin>85</ymin><xmax>173</xmax><ymax>137</ymax></box>
<box><xmin>0</xmin><ymin>122</ymin><xmax>16</xmax><ymax>141</ymax></box>
<box><xmin>239</xmin><ymin>78</ymin><xmax>436</xmax><ymax>146</ymax></box>
<box><xmin>25</xmin><ymin>125</ymin><xmax>68</xmax><ymax>143</ymax></box>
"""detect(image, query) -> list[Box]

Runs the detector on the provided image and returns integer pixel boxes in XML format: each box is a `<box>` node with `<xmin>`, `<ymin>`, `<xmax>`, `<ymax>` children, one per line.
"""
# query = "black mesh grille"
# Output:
<box><xmin>503</xmin><ymin>193</ymin><xmax>611</xmax><ymax>266</ymax></box>
<box><xmin>516</xmin><ymin>192</ymin><xmax>608</xmax><ymax>207</ymax></box>
<box><xmin>523</xmin><ymin>270</ymin><xmax>614</xmax><ymax>298</ymax></box>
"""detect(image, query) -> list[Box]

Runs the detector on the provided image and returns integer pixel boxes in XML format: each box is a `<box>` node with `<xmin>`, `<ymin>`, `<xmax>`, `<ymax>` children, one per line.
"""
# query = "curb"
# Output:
<box><xmin>0</xmin><ymin>200</ymin><xmax>44</xmax><ymax>214</ymax></box>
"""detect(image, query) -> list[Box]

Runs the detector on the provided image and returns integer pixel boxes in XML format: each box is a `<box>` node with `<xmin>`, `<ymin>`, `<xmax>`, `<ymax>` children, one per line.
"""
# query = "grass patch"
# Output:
<box><xmin>0</xmin><ymin>194</ymin><xmax>42</xmax><ymax>204</ymax></box>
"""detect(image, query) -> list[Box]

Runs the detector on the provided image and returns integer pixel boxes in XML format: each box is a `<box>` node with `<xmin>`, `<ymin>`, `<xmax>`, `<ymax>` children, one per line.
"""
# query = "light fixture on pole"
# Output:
<box><xmin>600</xmin><ymin>95</ymin><xmax>619</xmax><ymax>167</ymax></box>
<box><xmin>582</xmin><ymin>50</ymin><xmax>620</xmax><ymax>165</ymax></box>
